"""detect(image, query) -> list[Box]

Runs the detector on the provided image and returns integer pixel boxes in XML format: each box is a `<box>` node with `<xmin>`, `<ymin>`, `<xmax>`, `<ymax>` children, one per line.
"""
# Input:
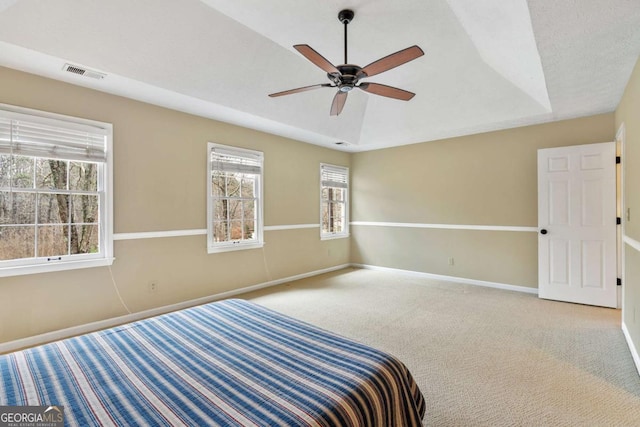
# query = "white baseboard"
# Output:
<box><xmin>351</xmin><ymin>263</ymin><xmax>539</xmax><ymax>295</ymax></box>
<box><xmin>0</xmin><ymin>263</ymin><xmax>350</xmax><ymax>354</ymax></box>
<box><xmin>622</xmin><ymin>322</ymin><xmax>640</xmax><ymax>377</ymax></box>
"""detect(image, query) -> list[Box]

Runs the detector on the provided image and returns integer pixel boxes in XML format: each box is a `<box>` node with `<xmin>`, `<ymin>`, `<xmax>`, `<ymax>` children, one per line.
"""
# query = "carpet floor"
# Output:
<box><xmin>241</xmin><ymin>267</ymin><xmax>640</xmax><ymax>426</ymax></box>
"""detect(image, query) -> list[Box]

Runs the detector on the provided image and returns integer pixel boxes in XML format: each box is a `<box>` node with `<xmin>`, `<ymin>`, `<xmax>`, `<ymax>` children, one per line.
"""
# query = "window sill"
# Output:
<box><xmin>0</xmin><ymin>257</ymin><xmax>115</xmax><ymax>278</ymax></box>
<box><xmin>321</xmin><ymin>233</ymin><xmax>350</xmax><ymax>241</ymax></box>
<box><xmin>208</xmin><ymin>242</ymin><xmax>264</xmax><ymax>254</ymax></box>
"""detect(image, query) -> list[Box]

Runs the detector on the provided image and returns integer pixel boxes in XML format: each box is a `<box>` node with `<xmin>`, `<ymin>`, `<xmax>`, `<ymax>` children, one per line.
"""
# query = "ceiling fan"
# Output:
<box><xmin>269</xmin><ymin>9</ymin><xmax>424</xmax><ymax>116</ymax></box>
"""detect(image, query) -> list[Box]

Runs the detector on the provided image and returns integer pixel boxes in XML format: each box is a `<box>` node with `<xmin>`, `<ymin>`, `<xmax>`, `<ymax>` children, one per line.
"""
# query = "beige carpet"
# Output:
<box><xmin>240</xmin><ymin>267</ymin><xmax>640</xmax><ymax>426</ymax></box>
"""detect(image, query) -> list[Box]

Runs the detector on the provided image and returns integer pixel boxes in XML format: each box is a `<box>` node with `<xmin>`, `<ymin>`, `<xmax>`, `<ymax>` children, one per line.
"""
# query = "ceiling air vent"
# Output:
<box><xmin>62</xmin><ymin>63</ymin><xmax>106</xmax><ymax>80</ymax></box>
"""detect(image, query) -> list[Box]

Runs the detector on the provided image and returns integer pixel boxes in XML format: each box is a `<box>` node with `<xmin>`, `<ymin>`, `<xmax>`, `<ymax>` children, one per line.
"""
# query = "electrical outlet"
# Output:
<box><xmin>448</xmin><ymin>257</ymin><xmax>454</xmax><ymax>266</ymax></box>
<box><xmin>149</xmin><ymin>281</ymin><xmax>158</xmax><ymax>293</ymax></box>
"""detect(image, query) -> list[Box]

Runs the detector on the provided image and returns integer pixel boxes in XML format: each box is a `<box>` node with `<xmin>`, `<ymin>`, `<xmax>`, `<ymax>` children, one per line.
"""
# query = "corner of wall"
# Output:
<box><xmin>622</xmin><ymin>321</ymin><xmax>640</xmax><ymax>376</ymax></box>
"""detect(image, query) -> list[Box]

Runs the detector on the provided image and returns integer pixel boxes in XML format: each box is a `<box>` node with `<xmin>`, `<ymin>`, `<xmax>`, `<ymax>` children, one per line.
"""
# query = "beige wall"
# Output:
<box><xmin>615</xmin><ymin>55</ymin><xmax>640</xmax><ymax>363</ymax></box>
<box><xmin>0</xmin><ymin>63</ymin><xmax>628</xmax><ymax>349</ymax></box>
<box><xmin>0</xmin><ymin>67</ymin><xmax>350</xmax><ymax>344</ymax></box>
<box><xmin>350</xmin><ymin>114</ymin><xmax>615</xmax><ymax>287</ymax></box>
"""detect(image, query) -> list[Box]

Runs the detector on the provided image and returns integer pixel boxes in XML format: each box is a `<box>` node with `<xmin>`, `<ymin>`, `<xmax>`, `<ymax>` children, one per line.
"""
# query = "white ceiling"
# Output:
<box><xmin>0</xmin><ymin>0</ymin><xmax>638</xmax><ymax>152</ymax></box>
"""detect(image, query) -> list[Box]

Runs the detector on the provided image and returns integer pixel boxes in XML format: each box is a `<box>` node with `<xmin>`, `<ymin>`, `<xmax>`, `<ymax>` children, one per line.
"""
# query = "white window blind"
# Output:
<box><xmin>0</xmin><ymin>112</ymin><xmax>107</xmax><ymax>163</ymax></box>
<box><xmin>321</xmin><ymin>164</ymin><xmax>348</xmax><ymax>189</ymax></box>
<box><xmin>210</xmin><ymin>146</ymin><xmax>262</xmax><ymax>175</ymax></box>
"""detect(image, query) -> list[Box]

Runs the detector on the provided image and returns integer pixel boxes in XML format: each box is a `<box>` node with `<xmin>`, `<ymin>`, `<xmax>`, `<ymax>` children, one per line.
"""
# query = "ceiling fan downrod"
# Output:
<box><xmin>338</xmin><ymin>9</ymin><xmax>354</xmax><ymax>64</ymax></box>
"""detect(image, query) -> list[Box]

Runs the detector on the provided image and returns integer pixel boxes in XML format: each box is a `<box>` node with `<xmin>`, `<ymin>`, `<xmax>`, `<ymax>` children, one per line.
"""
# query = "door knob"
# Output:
<box><xmin>540</xmin><ymin>229</ymin><xmax>548</xmax><ymax>235</ymax></box>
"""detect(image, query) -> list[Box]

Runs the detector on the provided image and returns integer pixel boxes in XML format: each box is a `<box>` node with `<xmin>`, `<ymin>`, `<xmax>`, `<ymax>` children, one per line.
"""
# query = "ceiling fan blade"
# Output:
<box><xmin>330</xmin><ymin>91</ymin><xmax>348</xmax><ymax>116</ymax></box>
<box><xmin>294</xmin><ymin>44</ymin><xmax>340</xmax><ymax>74</ymax></box>
<box><xmin>361</xmin><ymin>45</ymin><xmax>424</xmax><ymax>78</ymax></box>
<box><xmin>358</xmin><ymin>82</ymin><xmax>415</xmax><ymax>101</ymax></box>
<box><xmin>269</xmin><ymin>83</ymin><xmax>333</xmax><ymax>97</ymax></box>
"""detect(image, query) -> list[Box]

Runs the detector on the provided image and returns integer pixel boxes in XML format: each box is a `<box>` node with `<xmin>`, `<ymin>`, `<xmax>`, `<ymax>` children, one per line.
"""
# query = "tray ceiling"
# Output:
<box><xmin>0</xmin><ymin>0</ymin><xmax>638</xmax><ymax>151</ymax></box>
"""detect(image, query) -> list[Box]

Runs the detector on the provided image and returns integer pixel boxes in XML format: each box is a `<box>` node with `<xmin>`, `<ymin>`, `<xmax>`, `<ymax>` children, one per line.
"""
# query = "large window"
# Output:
<box><xmin>0</xmin><ymin>104</ymin><xmax>113</xmax><ymax>277</ymax></box>
<box><xmin>320</xmin><ymin>163</ymin><xmax>349</xmax><ymax>239</ymax></box>
<box><xmin>207</xmin><ymin>143</ymin><xmax>263</xmax><ymax>253</ymax></box>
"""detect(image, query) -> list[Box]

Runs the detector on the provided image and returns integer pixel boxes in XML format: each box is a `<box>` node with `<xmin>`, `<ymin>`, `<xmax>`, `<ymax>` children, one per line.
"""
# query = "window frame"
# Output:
<box><xmin>0</xmin><ymin>103</ymin><xmax>113</xmax><ymax>277</ymax></box>
<box><xmin>320</xmin><ymin>163</ymin><xmax>349</xmax><ymax>240</ymax></box>
<box><xmin>207</xmin><ymin>142</ymin><xmax>264</xmax><ymax>253</ymax></box>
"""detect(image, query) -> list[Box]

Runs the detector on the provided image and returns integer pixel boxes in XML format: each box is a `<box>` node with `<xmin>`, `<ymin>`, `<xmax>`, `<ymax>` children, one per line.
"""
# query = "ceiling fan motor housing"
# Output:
<box><xmin>328</xmin><ymin>64</ymin><xmax>367</xmax><ymax>87</ymax></box>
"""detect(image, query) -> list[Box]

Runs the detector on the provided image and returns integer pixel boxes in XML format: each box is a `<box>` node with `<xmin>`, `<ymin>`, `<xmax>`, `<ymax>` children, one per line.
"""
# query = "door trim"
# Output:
<box><xmin>617</xmin><ymin>123</ymin><xmax>626</xmax><ymax>309</ymax></box>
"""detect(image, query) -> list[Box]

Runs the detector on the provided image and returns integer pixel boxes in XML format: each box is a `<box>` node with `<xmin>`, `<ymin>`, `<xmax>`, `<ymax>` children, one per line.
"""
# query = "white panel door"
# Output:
<box><xmin>538</xmin><ymin>142</ymin><xmax>617</xmax><ymax>307</ymax></box>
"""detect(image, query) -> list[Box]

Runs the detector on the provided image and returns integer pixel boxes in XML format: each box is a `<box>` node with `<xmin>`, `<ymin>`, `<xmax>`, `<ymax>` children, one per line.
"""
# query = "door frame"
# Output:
<box><xmin>617</xmin><ymin>123</ymin><xmax>626</xmax><ymax>310</ymax></box>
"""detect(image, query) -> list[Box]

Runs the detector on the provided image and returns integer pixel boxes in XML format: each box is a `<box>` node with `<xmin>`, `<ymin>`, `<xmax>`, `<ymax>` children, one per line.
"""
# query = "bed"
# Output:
<box><xmin>0</xmin><ymin>298</ymin><xmax>425</xmax><ymax>426</ymax></box>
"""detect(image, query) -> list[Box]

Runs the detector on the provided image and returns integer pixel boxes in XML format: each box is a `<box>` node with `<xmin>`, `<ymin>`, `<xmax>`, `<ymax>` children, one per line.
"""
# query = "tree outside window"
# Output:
<box><xmin>0</xmin><ymin>155</ymin><xmax>100</xmax><ymax>260</ymax></box>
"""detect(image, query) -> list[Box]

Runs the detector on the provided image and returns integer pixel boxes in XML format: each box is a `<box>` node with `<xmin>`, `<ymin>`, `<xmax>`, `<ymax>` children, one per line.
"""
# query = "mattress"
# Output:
<box><xmin>0</xmin><ymin>298</ymin><xmax>425</xmax><ymax>426</ymax></box>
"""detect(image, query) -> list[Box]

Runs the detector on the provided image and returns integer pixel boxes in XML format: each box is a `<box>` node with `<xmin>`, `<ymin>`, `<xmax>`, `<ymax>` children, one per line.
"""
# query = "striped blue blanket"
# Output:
<box><xmin>0</xmin><ymin>299</ymin><xmax>425</xmax><ymax>426</ymax></box>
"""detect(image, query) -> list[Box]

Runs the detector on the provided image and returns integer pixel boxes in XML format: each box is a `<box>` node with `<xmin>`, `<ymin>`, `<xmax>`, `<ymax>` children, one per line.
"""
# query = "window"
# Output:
<box><xmin>207</xmin><ymin>143</ymin><xmax>263</xmax><ymax>253</ymax></box>
<box><xmin>320</xmin><ymin>163</ymin><xmax>349</xmax><ymax>239</ymax></box>
<box><xmin>0</xmin><ymin>104</ymin><xmax>113</xmax><ymax>277</ymax></box>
